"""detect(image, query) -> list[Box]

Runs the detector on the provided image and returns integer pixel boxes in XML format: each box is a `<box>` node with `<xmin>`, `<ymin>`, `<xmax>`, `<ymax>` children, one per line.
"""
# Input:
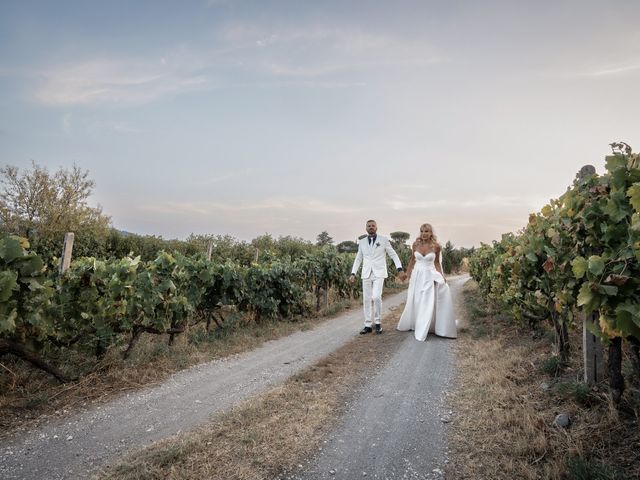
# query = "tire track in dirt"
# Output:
<box><xmin>290</xmin><ymin>276</ymin><xmax>469</xmax><ymax>480</ymax></box>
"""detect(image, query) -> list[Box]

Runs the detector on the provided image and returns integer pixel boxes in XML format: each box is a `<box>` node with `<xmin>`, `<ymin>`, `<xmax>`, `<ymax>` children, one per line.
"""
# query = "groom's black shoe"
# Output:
<box><xmin>359</xmin><ymin>326</ymin><xmax>373</xmax><ymax>335</ymax></box>
<box><xmin>375</xmin><ymin>323</ymin><xmax>383</xmax><ymax>334</ymax></box>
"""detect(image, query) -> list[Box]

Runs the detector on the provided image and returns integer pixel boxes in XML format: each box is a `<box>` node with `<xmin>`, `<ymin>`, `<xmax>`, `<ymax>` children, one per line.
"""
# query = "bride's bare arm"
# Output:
<box><xmin>434</xmin><ymin>244</ymin><xmax>446</xmax><ymax>282</ymax></box>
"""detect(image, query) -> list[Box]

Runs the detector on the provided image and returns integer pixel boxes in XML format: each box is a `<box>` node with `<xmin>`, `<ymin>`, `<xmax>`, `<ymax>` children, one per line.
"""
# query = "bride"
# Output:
<box><xmin>396</xmin><ymin>223</ymin><xmax>457</xmax><ymax>341</ymax></box>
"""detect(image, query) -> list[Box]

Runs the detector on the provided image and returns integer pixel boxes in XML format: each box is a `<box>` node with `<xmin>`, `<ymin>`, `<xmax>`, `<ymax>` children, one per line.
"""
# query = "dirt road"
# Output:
<box><xmin>0</xmin><ymin>293</ymin><xmax>409</xmax><ymax>480</ymax></box>
<box><xmin>290</xmin><ymin>275</ymin><xmax>467</xmax><ymax>480</ymax></box>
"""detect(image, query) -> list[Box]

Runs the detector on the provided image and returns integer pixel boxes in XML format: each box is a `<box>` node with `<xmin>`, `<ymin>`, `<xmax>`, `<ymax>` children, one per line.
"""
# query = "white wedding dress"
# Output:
<box><xmin>396</xmin><ymin>251</ymin><xmax>457</xmax><ymax>341</ymax></box>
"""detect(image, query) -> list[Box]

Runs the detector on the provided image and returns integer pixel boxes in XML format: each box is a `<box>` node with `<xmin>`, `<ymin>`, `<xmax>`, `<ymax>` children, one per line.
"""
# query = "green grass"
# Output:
<box><xmin>540</xmin><ymin>355</ymin><xmax>561</xmax><ymax>376</ymax></box>
<box><xmin>470</xmin><ymin>325</ymin><xmax>488</xmax><ymax>339</ymax></box>
<box><xmin>555</xmin><ymin>381</ymin><xmax>591</xmax><ymax>405</ymax></box>
<box><xmin>566</xmin><ymin>457</ymin><xmax>625</xmax><ymax>480</ymax></box>
<box><xmin>470</xmin><ymin>305</ymin><xmax>489</xmax><ymax>318</ymax></box>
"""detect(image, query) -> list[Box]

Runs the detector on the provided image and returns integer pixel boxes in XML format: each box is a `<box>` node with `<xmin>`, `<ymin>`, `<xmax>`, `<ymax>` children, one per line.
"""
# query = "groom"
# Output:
<box><xmin>349</xmin><ymin>219</ymin><xmax>405</xmax><ymax>334</ymax></box>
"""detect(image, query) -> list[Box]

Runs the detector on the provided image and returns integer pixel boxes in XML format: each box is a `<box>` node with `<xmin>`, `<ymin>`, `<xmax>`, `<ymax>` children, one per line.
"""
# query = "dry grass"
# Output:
<box><xmin>0</xmin><ymin>294</ymin><xmax>379</xmax><ymax>438</ymax></box>
<box><xmin>94</xmin><ymin>308</ymin><xmax>406</xmax><ymax>480</ymax></box>
<box><xmin>447</xmin><ymin>281</ymin><xmax>639</xmax><ymax>480</ymax></box>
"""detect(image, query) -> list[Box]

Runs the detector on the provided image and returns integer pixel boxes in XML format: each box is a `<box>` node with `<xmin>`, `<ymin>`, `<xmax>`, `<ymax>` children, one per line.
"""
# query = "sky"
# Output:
<box><xmin>1</xmin><ymin>0</ymin><xmax>639</xmax><ymax>248</ymax></box>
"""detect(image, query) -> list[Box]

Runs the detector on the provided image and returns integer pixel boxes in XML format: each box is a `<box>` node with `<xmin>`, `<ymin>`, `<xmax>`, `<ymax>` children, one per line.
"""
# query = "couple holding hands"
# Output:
<box><xmin>349</xmin><ymin>219</ymin><xmax>457</xmax><ymax>342</ymax></box>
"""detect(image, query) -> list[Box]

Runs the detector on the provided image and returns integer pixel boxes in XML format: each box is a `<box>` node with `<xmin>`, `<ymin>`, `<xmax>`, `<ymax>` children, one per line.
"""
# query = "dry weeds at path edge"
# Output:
<box><xmin>446</xmin><ymin>281</ymin><xmax>639</xmax><ymax>480</ymax></box>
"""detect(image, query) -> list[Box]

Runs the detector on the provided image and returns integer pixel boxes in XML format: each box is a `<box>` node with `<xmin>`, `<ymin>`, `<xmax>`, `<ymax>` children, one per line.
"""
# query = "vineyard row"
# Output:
<box><xmin>469</xmin><ymin>144</ymin><xmax>640</xmax><ymax>403</ymax></box>
<box><xmin>0</xmin><ymin>238</ymin><xmax>376</xmax><ymax>382</ymax></box>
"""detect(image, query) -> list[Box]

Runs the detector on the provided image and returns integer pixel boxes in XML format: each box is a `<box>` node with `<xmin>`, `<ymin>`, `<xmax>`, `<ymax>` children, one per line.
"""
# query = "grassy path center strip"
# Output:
<box><xmin>96</xmin><ymin>308</ymin><xmax>407</xmax><ymax>480</ymax></box>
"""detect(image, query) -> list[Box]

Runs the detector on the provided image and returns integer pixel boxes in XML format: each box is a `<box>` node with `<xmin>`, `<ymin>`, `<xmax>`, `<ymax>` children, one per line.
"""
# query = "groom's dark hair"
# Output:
<box><xmin>366</xmin><ymin>219</ymin><xmax>376</xmax><ymax>224</ymax></box>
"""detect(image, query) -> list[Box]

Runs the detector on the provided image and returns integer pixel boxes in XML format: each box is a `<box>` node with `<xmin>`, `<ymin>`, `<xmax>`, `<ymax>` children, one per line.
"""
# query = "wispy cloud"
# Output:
<box><xmin>459</xmin><ymin>195</ymin><xmax>538</xmax><ymax>208</ymax></box>
<box><xmin>385</xmin><ymin>198</ymin><xmax>449</xmax><ymax>210</ymax></box>
<box><xmin>16</xmin><ymin>22</ymin><xmax>444</xmax><ymax>106</ymax></box>
<box><xmin>33</xmin><ymin>57</ymin><xmax>210</xmax><ymax>106</ymax></box>
<box><xmin>124</xmin><ymin>194</ymin><xmax>544</xmax><ymax>246</ymax></box>
<box><xmin>384</xmin><ymin>195</ymin><xmax>540</xmax><ymax>211</ymax></box>
<box><xmin>221</xmin><ymin>24</ymin><xmax>445</xmax><ymax>78</ymax></box>
<box><xmin>544</xmin><ymin>60</ymin><xmax>640</xmax><ymax>79</ymax></box>
<box><xmin>586</xmin><ymin>62</ymin><xmax>640</xmax><ymax>77</ymax></box>
<box><xmin>139</xmin><ymin>197</ymin><xmax>361</xmax><ymax>216</ymax></box>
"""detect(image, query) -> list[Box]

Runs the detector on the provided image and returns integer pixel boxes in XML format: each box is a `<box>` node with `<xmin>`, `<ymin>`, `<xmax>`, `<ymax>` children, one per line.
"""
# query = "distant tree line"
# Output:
<box><xmin>0</xmin><ymin>163</ymin><xmax>319</xmax><ymax>265</ymax></box>
<box><xmin>0</xmin><ymin>162</ymin><xmax>474</xmax><ymax>271</ymax></box>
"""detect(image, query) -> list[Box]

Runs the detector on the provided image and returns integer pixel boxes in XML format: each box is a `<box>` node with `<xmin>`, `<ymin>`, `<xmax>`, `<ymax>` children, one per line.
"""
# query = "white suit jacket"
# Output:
<box><xmin>351</xmin><ymin>234</ymin><xmax>402</xmax><ymax>279</ymax></box>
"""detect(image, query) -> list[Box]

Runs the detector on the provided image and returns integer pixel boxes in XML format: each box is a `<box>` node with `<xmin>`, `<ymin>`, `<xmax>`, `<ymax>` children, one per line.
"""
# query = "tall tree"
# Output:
<box><xmin>337</xmin><ymin>240</ymin><xmax>358</xmax><ymax>253</ymax></box>
<box><xmin>390</xmin><ymin>231</ymin><xmax>410</xmax><ymax>249</ymax></box>
<box><xmin>0</xmin><ymin>162</ymin><xmax>110</xmax><ymax>258</ymax></box>
<box><xmin>316</xmin><ymin>231</ymin><xmax>333</xmax><ymax>246</ymax></box>
<box><xmin>441</xmin><ymin>240</ymin><xmax>463</xmax><ymax>274</ymax></box>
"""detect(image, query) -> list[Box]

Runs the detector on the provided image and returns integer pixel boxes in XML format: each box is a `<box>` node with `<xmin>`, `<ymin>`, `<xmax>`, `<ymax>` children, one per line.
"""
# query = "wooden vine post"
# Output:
<box><xmin>575</xmin><ymin>165</ymin><xmax>605</xmax><ymax>385</ymax></box>
<box><xmin>59</xmin><ymin>232</ymin><xmax>75</xmax><ymax>274</ymax></box>
<box><xmin>206</xmin><ymin>239</ymin><xmax>214</xmax><ymax>261</ymax></box>
<box><xmin>582</xmin><ymin>312</ymin><xmax>604</xmax><ymax>384</ymax></box>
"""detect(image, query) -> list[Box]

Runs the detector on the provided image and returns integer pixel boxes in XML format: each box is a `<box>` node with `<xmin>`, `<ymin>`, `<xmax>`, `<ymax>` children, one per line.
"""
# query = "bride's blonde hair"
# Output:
<box><xmin>415</xmin><ymin>223</ymin><xmax>438</xmax><ymax>245</ymax></box>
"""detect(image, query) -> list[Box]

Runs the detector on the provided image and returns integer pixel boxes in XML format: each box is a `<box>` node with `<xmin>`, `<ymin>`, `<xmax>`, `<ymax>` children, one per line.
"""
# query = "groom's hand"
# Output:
<box><xmin>349</xmin><ymin>273</ymin><xmax>356</xmax><ymax>284</ymax></box>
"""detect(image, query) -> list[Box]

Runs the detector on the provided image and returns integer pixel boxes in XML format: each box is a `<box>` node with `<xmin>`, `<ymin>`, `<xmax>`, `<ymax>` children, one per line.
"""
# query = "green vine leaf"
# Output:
<box><xmin>587</xmin><ymin>255</ymin><xmax>605</xmax><ymax>276</ymax></box>
<box><xmin>627</xmin><ymin>184</ymin><xmax>640</xmax><ymax>212</ymax></box>
<box><xmin>572</xmin><ymin>257</ymin><xmax>588</xmax><ymax>279</ymax></box>
<box><xmin>577</xmin><ymin>283</ymin><xmax>594</xmax><ymax>308</ymax></box>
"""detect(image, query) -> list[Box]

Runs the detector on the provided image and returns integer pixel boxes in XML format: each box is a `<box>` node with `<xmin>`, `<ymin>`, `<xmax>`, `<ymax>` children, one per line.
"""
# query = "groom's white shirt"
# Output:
<box><xmin>351</xmin><ymin>234</ymin><xmax>402</xmax><ymax>279</ymax></box>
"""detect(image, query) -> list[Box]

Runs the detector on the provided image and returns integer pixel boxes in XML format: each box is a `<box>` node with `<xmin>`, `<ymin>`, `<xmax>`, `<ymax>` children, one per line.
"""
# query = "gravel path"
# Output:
<box><xmin>0</xmin><ymin>292</ymin><xmax>408</xmax><ymax>480</ymax></box>
<box><xmin>290</xmin><ymin>275</ymin><xmax>469</xmax><ymax>480</ymax></box>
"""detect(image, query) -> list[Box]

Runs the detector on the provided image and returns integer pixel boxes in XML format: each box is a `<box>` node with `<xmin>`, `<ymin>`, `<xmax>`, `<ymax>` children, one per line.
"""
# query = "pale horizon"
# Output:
<box><xmin>2</xmin><ymin>1</ymin><xmax>639</xmax><ymax>248</ymax></box>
